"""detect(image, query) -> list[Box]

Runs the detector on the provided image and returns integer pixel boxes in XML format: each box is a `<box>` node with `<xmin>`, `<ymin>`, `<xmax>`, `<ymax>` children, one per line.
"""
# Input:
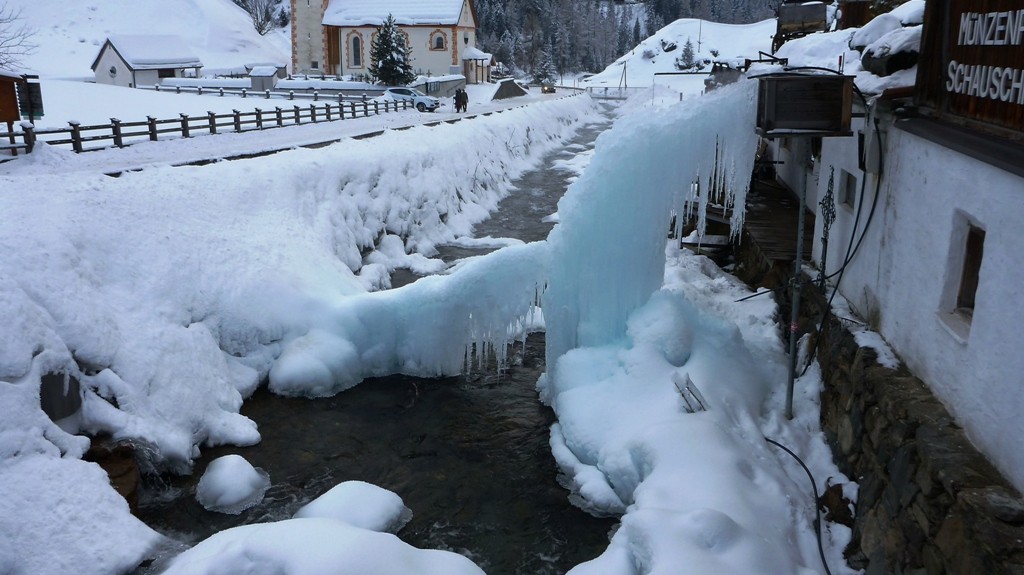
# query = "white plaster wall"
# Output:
<box><xmin>93</xmin><ymin>49</ymin><xmax>131</xmax><ymax>88</ymax></box>
<box><xmin>816</xmin><ymin>121</ymin><xmax>1024</xmax><ymax>492</ymax></box>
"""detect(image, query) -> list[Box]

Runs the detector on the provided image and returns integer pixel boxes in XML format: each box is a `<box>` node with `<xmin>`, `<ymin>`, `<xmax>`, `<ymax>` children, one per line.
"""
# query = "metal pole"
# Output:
<box><xmin>785</xmin><ymin>180</ymin><xmax>806</xmax><ymax>420</ymax></box>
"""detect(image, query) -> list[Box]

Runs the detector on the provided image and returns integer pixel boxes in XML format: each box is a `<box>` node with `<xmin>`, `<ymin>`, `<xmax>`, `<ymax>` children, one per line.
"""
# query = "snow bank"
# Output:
<box><xmin>0</xmin><ymin>94</ymin><xmax>599</xmax><ymax>472</ymax></box>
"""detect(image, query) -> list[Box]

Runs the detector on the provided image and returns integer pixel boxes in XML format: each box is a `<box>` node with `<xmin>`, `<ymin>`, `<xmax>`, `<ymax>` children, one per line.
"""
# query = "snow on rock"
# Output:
<box><xmin>196</xmin><ymin>454</ymin><xmax>271</xmax><ymax>514</ymax></box>
<box><xmin>889</xmin><ymin>0</ymin><xmax>926</xmax><ymax>25</ymax></box>
<box><xmin>293</xmin><ymin>480</ymin><xmax>412</xmax><ymax>533</ymax></box>
<box><xmin>850</xmin><ymin>13</ymin><xmax>902</xmax><ymax>51</ymax></box>
<box><xmin>0</xmin><ymin>455</ymin><xmax>164</xmax><ymax>575</ymax></box>
<box><xmin>161</xmin><ymin>517</ymin><xmax>485</xmax><ymax>575</ymax></box>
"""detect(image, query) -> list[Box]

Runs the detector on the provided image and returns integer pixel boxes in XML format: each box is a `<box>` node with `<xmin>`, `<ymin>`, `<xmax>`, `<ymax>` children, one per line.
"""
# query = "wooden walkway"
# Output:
<box><xmin>741</xmin><ymin>178</ymin><xmax>815</xmax><ymax>271</ymax></box>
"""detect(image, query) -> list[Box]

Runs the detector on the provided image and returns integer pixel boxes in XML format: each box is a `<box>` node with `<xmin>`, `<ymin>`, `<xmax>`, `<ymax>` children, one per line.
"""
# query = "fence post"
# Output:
<box><xmin>147</xmin><ymin>116</ymin><xmax>158</xmax><ymax>141</ymax></box>
<box><xmin>289</xmin><ymin>90</ymin><xmax>294</xmax><ymax>101</ymax></box>
<box><xmin>313</xmin><ymin>90</ymin><xmax>319</xmax><ymax>101</ymax></box>
<box><xmin>325</xmin><ymin>104</ymin><xmax>332</xmax><ymax>121</ymax></box>
<box><xmin>310</xmin><ymin>104</ymin><xmax>317</xmax><ymax>122</ymax></box>
<box><xmin>111</xmin><ymin>118</ymin><xmax>123</xmax><ymax>148</ymax></box>
<box><xmin>339</xmin><ymin>102</ymin><xmax>345</xmax><ymax>120</ymax></box>
<box><xmin>265</xmin><ymin>89</ymin><xmax>271</xmax><ymax>99</ymax></box>
<box><xmin>255</xmin><ymin>108</ymin><xmax>263</xmax><ymax>130</ymax></box>
<box><xmin>176</xmin><ymin>86</ymin><xmax>181</xmax><ymax>94</ymax></box>
<box><xmin>154</xmin><ymin>84</ymin><xmax>160</xmax><ymax>92</ymax></box>
<box><xmin>233</xmin><ymin>110</ymin><xmax>242</xmax><ymax>132</ymax></box>
<box><xmin>219</xmin><ymin>87</ymin><xmax>224</xmax><ymax>97</ymax></box>
<box><xmin>337</xmin><ymin>93</ymin><xmax>343</xmax><ymax>104</ymax></box>
<box><xmin>374</xmin><ymin>101</ymin><xmax>379</xmax><ymax>115</ymax></box>
<box><xmin>22</xmin><ymin>122</ymin><xmax>35</xmax><ymax>154</ymax></box>
<box><xmin>69</xmin><ymin>121</ymin><xmax>83</xmax><ymax>153</ymax></box>
<box><xmin>242</xmin><ymin>88</ymin><xmax>249</xmax><ymax>98</ymax></box>
<box><xmin>350</xmin><ymin>102</ymin><xmax>356</xmax><ymax>117</ymax></box>
<box><xmin>293</xmin><ymin>105</ymin><xmax>300</xmax><ymax>124</ymax></box>
<box><xmin>275</xmin><ymin>107</ymin><xmax>283</xmax><ymax>127</ymax></box>
<box><xmin>208</xmin><ymin>111</ymin><xmax>217</xmax><ymax>134</ymax></box>
<box><xmin>198</xmin><ymin>86</ymin><xmax>203</xmax><ymax>96</ymax></box>
<box><xmin>363</xmin><ymin>101</ymin><xmax>368</xmax><ymax>117</ymax></box>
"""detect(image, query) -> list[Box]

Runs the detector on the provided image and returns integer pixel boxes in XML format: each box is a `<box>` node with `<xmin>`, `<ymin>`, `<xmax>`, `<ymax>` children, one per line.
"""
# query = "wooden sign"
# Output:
<box><xmin>917</xmin><ymin>0</ymin><xmax>1024</xmax><ymax>133</ymax></box>
<box><xmin>0</xmin><ymin>75</ymin><xmax>20</xmax><ymax>124</ymax></box>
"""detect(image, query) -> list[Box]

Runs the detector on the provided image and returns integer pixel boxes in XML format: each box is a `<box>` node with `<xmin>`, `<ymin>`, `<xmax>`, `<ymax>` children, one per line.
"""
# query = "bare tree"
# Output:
<box><xmin>237</xmin><ymin>0</ymin><xmax>278</xmax><ymax>36</ymax></box>
<box><xmin>0</xmin><ymin>2</ymin><xmax>35</xmax><ymax>70</ymax></box>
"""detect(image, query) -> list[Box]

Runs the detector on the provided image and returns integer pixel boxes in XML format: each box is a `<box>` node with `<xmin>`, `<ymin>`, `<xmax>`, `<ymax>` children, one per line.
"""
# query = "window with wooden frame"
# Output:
<box><xmin>430</xmin><ymin>30</ymin><xmax>447</xmax><ymax>51</ymax></box>
<box><xmin>939</xmin><ymin>211</ymin><xmax>986</xmax><ymax>339</ymax></box>
<box><xmin>955</xmin><ymin>224</ymin><xmax>985</xmax><ymax>318</ymax></box>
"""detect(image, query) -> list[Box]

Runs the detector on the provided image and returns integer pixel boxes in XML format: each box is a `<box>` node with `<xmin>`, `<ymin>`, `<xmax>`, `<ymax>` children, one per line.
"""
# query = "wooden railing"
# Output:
<box><xmin>0</xmin><ymin>99</ymin><xmax>410</xmax><ymax>156</ymax></box>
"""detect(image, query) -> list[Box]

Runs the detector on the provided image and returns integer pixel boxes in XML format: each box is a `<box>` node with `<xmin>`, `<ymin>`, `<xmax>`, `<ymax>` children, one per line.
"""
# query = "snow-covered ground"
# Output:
<box><xmin>1</xmin><ymin>2</ymin><xmax>874</xmax><ymax>575</ymax></box>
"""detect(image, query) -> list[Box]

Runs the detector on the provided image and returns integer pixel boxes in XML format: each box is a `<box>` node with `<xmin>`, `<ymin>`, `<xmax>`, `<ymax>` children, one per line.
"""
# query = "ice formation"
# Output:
<box><xmin>195</xmin><ymin>454</ymin><xmax>271</xmax><ymax>514</ymax></box>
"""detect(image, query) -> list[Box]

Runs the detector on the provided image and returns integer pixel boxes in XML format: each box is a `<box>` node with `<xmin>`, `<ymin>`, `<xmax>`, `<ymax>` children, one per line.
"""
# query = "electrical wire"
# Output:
<box><xmin>765</xmin><ymin>436</ymin><xmax>834</xmax><ymax>575</ymax></box>
<box><xmin>747</xmin><ymin>66</ymin><xmax>888</xmax><ymax>376</ymax></box>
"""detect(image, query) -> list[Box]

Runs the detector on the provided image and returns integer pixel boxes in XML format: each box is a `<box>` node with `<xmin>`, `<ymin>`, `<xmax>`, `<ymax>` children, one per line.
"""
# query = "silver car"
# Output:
<box><xmin>384</xmin><ymin>87</ymin><xmax>441</xmax><ymax>112</ymax></box>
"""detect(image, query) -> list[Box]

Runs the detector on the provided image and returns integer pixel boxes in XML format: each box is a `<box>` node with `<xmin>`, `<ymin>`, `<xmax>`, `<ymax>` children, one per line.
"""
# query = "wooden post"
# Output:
<box><xmin>289</xmin><ymin>90</ymin><xmax>294</xmax><ymax>100</ymax></box>
<box><xmin>374</xmin><ymin>101</ymin><xmax>379</xmax><ymax>115</ymax></box>
<box><xmin>293</xmin><ymin>105</ymin><xmax>300</xmax><ymax>124</ymax></box>
<box><xmin>310</xmin><ymin>104</ymin><xmax>317</xmax><ymax>122</ymax></box>
<box><xmin>275</xmin><ymin>107</ymin><xmax>283</xmax><ymax>127</ymax></box>
<box><xmin>363</xmin><ymin>101</ymin><xmax>368</xmax><ymax>116</ymax></box>
<box><xmin>22</xmin><ymin>123</ymin><xmax>35</xmax><ymax>154</ymax></box>
<box><xmin>219</xmin><ymin>87</ymin><xmax>224</xmax><ymax>97</ymax></box>
<box><xmin>339</xmin><ymin>103</ymin><xmax>345</xmax><ymax>120</ymax></box>
<box><xmin>208</xmin><ymin>111</ymin><xmax>217</xmax><ymax>134</ymax></box>
<box><xmin>5</xmin><ymin>120</ymin><xmax>14</xmax><ymax>156</ymax></box>
<box><xmin>69</xmin><ymin>121</ymin><xmax>83</xmax><ymax>153</ymax></box>
<box><xmin>111</xmin><ymin>118</ymin><xmax>123</xmax><ymax>148</ymax></box>
<box><xmin>233</xmin><ymin>110</ymin><xmax>242</xmax><ymax>132</ymax></box>
<box><xmin>350</xmin><ymin>102</ymin><xmax>356</xmax><ymax>117</ymax></box>
<box><xmin>176</xmin><ymin>86</ymin><xmax>181</xmax><ymax>94</ymax></box>
<box><xmin>147</xmin><ymin>116</ymin><xmax>158</xmax><ymax>141</ymax></box>
<box><xmin>242</xmin><ymin>88</ymin><xmax>247</xmax><ymax>98</ymax></box>
<box><xmin>265</xmin><ymin>89</ymin><xmax>271</xmax><ymax>99</ymax></box>
<box><xmin>337</xmin><ymin>93</ymin><xmax>343</xmax><ymax>104</ymax></box>
<box><xmin>198</xmin><ymin>86</ymin><xmax>203</xmax><ymax>96</ymax></box>
<box><xmin>313</xmin><ymin>90</ymin><xmax>319</xmax><ymax>102</ymax></box>
<box><xmin>255</xmin><ymin>108</ymin><xmax>263</xmax><ymax>130</ymax></box>
<box><xmin>180</xmin><ymin>113</ymin><xmax>190</xmax><ymax>138</ymax></box>
<box><xmin>325</xmin><ymin>104</ymin><xmax>332</xmax><ymax>121</ymax></box>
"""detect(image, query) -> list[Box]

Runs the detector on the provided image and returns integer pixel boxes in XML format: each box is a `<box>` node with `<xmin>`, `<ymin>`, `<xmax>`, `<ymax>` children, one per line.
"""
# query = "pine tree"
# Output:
<box><xmin>368</xmin><ymin>14</ymin><xmax>416</xmax><ymax>86</ymax></box>
<box><xmin>533</xmin><ymin>47</ymin><xmax>558</xmax><ymax>85</ymax></box>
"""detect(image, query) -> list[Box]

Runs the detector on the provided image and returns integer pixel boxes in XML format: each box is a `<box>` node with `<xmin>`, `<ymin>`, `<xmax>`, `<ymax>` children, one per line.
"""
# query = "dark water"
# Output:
<box><xmin>137</xmin><ymin>106</ymin><xmax>617</xmax><ymax>574</ymax></box>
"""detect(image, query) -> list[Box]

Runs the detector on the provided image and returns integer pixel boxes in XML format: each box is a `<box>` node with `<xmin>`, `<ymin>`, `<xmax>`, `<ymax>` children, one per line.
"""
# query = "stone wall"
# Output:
<box><xmin>808</xmin><ymin>285</ymin><xmax>1024</xmax><ymax>575</ymax></box>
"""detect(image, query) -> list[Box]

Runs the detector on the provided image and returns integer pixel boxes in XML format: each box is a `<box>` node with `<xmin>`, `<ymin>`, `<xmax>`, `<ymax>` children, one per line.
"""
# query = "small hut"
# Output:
<box><xmin>91</xmin><ymin>35</ymin><xmax>203</xmax><ymax>88</ymax></box>
<box><xmin>461</xmin><ymin>45</ymin><xmax>493</xmax><ymax>84</ymax></box>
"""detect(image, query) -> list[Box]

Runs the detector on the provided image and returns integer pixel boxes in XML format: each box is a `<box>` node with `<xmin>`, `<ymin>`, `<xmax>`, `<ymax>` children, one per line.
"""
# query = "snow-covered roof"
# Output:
<box><xmin>323</xmin><ymin>0</ymin><xmax>466</xmax><ymax>27</ymax></box>
<box><xmin>461</xmin><ymin>46</ymin><xmax>492</xmax><ymax>61</ymax></box>
<box><xmin>248</xmin><ymin>66</ymin><xmax>278</xmax><ymax>77</ymax></box>
<box><xmin>93</xmin><ymin>35</ymin><xmax>203</xmax><ymax>71</ymax></box>
<box><xmin>0</xmin><ymin>68</ymin><xmax>23</xmax><ymax>81</ymax></box>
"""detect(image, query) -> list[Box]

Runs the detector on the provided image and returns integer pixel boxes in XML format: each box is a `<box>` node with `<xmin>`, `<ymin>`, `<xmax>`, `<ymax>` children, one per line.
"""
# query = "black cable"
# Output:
<box><xmin>765</xmin><ymin>437</ymin><xmax>834</xmax><ymax>575</ymax></box>
<box><xmin>749</xmin><ymin>66</ymin><xmax>888</xmax><ymax>376</ymax></box>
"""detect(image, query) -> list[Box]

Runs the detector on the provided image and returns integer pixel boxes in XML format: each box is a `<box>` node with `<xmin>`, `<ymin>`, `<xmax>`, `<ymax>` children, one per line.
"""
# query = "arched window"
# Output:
<box><xmin>352</xmin><ymin>36</ymin><xmax>362</xmax><ymax>67</ymax></box>
<box><xmin>430</xmin><ymin>30</ymin><xmax>447</xmax><ymax>51</ymax></box>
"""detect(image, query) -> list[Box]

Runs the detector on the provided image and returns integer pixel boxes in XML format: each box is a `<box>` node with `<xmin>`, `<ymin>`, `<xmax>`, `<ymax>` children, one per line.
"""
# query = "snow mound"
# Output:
<box><xmin>195</xmin><ymin>454</ymin><xmax>271</xmax><ymax>514</ymax></box>
<box><xmin>293</xmin><ymin>480</ymin><xmax>412</xmax><ymax>533</ymax></box>
<box><xmin>161</xmin><ymin>517</ymin><xmax>485</xmax><ymax>575</ymax></box>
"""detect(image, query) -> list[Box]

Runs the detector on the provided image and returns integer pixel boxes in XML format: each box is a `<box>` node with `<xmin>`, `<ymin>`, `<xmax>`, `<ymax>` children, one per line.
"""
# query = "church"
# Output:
<box><xmin>290</xmin><ymin>0</ymin><xmax>488</xmax><ymax>81</ymax></box>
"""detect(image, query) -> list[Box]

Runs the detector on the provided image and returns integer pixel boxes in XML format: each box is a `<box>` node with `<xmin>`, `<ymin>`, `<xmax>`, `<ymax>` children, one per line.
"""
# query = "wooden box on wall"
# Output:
<box><xmin>756</xmin><ymin>73</ymin><xmax>854</xmax><ymax>138</ymax></box>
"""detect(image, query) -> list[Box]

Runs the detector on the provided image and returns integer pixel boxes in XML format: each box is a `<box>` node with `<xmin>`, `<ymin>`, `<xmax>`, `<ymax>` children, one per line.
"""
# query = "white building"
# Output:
<box><xmin>290</xmin><ymin>0</ymin><xmax>484</xmax><ymax>82</ymax></box>
<box><xmin>770</xmin><ymin>3</ymin><xmax>1024</xmax><ymax>491</ymax></box>
<box><xmin>90</xmin><ymin>35</ymin><xmax>203</xmax><ymax>89</ymax></box>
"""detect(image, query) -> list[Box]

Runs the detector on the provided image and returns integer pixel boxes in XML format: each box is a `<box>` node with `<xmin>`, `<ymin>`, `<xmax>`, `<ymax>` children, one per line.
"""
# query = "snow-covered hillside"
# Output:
<box><xmin>9</xmin><ymin>0</ymin><xmax>290</xmax><ymax>79</ymax></box>
<box><xmin>582</xmin><ymin>18</ymin><xmax>776</xmax><ymax>92</ymax></box>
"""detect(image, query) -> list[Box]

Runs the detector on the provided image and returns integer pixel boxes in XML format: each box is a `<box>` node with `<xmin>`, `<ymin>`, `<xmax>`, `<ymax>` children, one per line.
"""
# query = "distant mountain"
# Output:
<box><xmin>9</xmin><ymin>0</ymin><xmax>290</xmax><ymax>79</ymax></box>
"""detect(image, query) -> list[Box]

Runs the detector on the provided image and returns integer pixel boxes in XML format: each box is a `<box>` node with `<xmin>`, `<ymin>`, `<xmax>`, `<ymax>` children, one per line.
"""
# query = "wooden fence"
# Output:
<box><xmin>1</xmin><ymin>99</ymin><xmax>411</xmax><ymax>156</ymax></box>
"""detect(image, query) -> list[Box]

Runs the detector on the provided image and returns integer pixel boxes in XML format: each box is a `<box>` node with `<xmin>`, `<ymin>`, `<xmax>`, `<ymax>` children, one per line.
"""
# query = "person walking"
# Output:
<box><xmin>459</xmin><ymin>89</ymin><xmax>468</xmax><ymax>113</ymax></box>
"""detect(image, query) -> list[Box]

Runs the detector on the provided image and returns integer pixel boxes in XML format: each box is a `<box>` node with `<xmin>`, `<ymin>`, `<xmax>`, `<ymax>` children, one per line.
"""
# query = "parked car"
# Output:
<box><xmin>383</xmin><ymin>87</ymin><xmax>441</xmax><ymax>112</ymax></box>
<box><xmin>541</xmin><ymin>83</ymin><xmax>556</xmax><ymax>94</ymax></box>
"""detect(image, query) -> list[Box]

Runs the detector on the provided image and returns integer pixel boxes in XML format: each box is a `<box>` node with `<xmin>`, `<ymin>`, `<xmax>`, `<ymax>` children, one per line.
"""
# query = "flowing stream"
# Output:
<box><xmin>137</xmin><ymin>104</ymin><xmax>617</xmax><ymax>575</ymax></box>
